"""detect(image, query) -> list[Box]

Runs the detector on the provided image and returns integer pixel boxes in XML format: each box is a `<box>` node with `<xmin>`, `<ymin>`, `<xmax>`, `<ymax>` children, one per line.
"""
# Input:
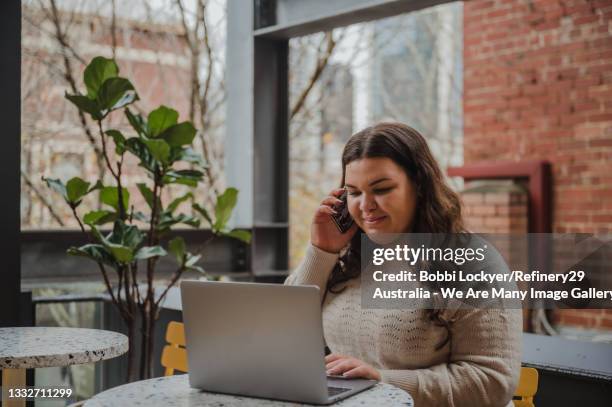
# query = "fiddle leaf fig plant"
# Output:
<box><xmin>44</xmin><ymin>56</ymin><xmax>250</xmax><ymax>381</ymax></box>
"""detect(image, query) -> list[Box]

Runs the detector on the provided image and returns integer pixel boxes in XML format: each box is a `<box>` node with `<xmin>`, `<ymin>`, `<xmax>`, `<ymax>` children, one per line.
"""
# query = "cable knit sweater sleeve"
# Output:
<box><xmin>284</xmin><ymin>243</ymin><xmax>339</xmax><ymax>301</ymax></box>
<box><xmin>380</xmin><ymin>307</ymin><xmax>522</xmax><ymax>407</ymax></box>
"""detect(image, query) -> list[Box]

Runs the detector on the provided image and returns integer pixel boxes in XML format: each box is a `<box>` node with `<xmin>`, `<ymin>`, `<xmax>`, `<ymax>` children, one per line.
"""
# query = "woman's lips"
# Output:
<box><xmin>364</xmin><ymin>215</ymin><xmax>387</xmax><ymax>225</ymax></box>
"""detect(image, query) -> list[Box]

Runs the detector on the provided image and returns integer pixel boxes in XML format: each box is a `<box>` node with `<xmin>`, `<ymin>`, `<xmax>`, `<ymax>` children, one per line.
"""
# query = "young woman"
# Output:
<box><xmin>285</xmin><ymin>122</ymin><xmax>522</xmax><ymax>406</ymax></box>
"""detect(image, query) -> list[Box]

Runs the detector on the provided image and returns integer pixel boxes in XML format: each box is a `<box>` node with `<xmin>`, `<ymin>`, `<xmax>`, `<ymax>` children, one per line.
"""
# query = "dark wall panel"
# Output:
<box><xmin>0</xmin><ymin>0</ymin><xmax>22</xmax><ymax>326</ymax></box>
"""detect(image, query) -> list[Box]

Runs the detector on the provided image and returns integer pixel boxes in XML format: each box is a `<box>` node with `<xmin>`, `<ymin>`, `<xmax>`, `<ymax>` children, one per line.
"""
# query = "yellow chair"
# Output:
<box><xmin>513</xmin><ymin>367</ymin><xmax>539</xmax><ymax>407</ymax></box>
<box><xmin>161</xmin><ymin>321</ymin><xmax>188</xmax><ymax>375</ymax></box>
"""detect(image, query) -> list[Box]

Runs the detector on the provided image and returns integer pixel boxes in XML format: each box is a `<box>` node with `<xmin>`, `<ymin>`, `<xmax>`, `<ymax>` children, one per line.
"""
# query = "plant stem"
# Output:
<box><xmin>154</xmin><ymin>265</ymin><xmax>186</xmax><ymax>308</ymax></box>
<box><xmin>97</xmin><ymin>120</ymin><xmax>127</xmax><ymax>219</ymax></box>
<box><xmin>126</xmin><ymin>320</ymin><xmax>134</xmax><ymax>382</ymax></box>
<box><xmin>146</xmin><ymin>302</ymin><xmax>156</xmax><ymax>378</ymax></box>
<box><xmin>145</xmin><ymin>170</ymin><xmax>162</xmax><ymax>306</ymax></box>
<box><xmin>97</xmin><ymin>120</ymin><xmax>118</xmax><ymax>178</ymax></box>
<box><xmin>139</xmin><ymin>303</ymin><xmax>149</xmax><ymax>379</ymax></box>
<box><xmin>70</xmin><ymin>205</ymin><xmax>86</xmax><ymax>233</ymax></box>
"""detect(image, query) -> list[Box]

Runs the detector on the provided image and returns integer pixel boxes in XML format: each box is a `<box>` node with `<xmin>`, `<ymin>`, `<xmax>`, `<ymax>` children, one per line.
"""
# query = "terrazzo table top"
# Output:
<box><xmin>84</xmin><ymin>374</ymin><xmax>413</xmax><ymax>406</ymax></box>
<box><xmin>0</xmin><ymin>327</ymin><xmax>128</xmax><ymax>369</ymax></box>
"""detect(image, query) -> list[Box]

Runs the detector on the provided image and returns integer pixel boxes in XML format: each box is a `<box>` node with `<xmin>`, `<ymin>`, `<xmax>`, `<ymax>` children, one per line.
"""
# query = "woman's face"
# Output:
<box><xmin>344</xmin><ymin>157</ymin><xmax>418</xmax><ymax>236</ymax></box>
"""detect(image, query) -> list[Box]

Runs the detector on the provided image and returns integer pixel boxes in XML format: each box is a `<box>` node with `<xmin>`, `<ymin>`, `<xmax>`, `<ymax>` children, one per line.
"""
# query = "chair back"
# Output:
<box><xmin>513</xmin><ymin>367</ymin><xmax>539</xmax><ymax>407</ymax></box>
<box><xmin>161</xmin><ymin>321</ymin><xmax>188</xmax><ymax>376</ymax></box>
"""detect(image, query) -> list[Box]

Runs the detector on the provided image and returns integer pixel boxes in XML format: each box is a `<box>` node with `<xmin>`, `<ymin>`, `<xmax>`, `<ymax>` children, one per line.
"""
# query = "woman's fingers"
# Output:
<box><xmin>324</xmin><ymin>353</ymin><xmax>345</xmax><ymax>363</ymax></box>
<box><xmin>325</xmin><ymin>358</ymin><xmax>346</xmax><ymax>370</ymax></box>
<box><xmin>331</xmin><ymin>188</ymin><xmax>346</xmax><ymax>197</ymax></box>
<box><xmin>324</xmin><ymin>353</ymin><xmax>381</xmax><ymax>380</ymax></box>
<box><xmin>321</xmin><ymin>195</ymin><xmax>343</xmax><ymax>207</ymax></box>
<box><xmin>314</xmin><ymin>205</ymin><xmax>336</xmax><ymax>222</ymax></box>
<box><xmin>326</xmin><ymin>359</ymin><xmax>358</xmax><ymax>375</ymax></box>
<box><xmin>342</xmin><ymin>366</ymin><xmax>369</xmax><ymax>379</ymax></box>
<box><xmin>313</xmin><ymin>190</ymin><xmax>345</xmax><ymax>222</ymax></box>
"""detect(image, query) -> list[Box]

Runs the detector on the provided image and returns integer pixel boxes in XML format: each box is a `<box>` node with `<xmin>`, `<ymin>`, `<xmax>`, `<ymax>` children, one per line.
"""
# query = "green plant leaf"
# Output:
<box><xmin>89</xmin><ymin>224</ymin><xmax>106</xmax><ymax>244</ymax></box>
<box><xmin>134</xmin><ymin>245</ymin><xmax>167</xmax><ymax>260</ymax></box>
<box><xmin>88</xmin><ymin>180</ymin><xmax>104</xmax><ymax>193</ymax></box>
<box><xmin>185</xmin><ymin>253</ymin><xmax>204</xmax><ymax>273</ymax></box>
<box><xmin>148</xmin><ymin>105</ymin><xmax>179</xmax><ymax>137</ymax></box>
<box><xmin>221</xmin><ymin>229</ymin><xmax>252</xmax><ymax>244</ymax></box>
<box><xmin>112</xmin><ymin>222</ymin><xmax>143</xmax><ymax>249</ymax></box>
<box><xmin>162</xmin><ymin>170</ymin><xmax>203</xmax><ymax>187</ymax></box>
<box><xmin>168</xmin><ymin>236</ymin><xmax>186</xmax><ymax>264</ymax></box>
<box><xmin>160</xmin><ymin>122</ymin><xmax>196</xmax><ymax>147</ymax></box>
<box><xmin>98</xmin><ymin>77</ymin><xmax>138</xmax><ymax>114</ymax></box>
<box><xmin>156</xmin><ymin>213</ymin><xmax>200</xmax><ymax>232</ymax></box>
<box><xmin>84</xmin><ymin>57</ymin><xmax>118</xmax><ymax>99</ymax></box>
<box><xmin>136</xmin><ymin>183</ymin><xmax>154</xmax><ymax>209</ymax></box>
<box><xmin>214</xmin><ymin>187</ymin><xmax>238</xmax><ymax>231</ymax></box>
<box><xmin>43</xmin><ymin>177</ymin><xmax>68</xmax><ymax>201</ymax></box>
<box><xmin>105</xmin><ymin>130</ymin><xmax>126</xmax><ymax>155</ymax></box>
<box><xmin>143</xmin><ymin>138</ymin><xmax>170</xmax><ymax>164</ymax></box>
<box><xmin>125</xmin><ymin>138</ymin><xmax>156</xmax><ymax>172</ymax></box>
<box><xmin>89</xmin><ymin>221</ymin><xmax>142</xmax><ymax>263</ymax></box>
<box><xmin>66</xmin><ymin>177</ymin><xmax>90</xmax><ymax>205</ymax></box>
<box><xmin>188</xmin><ymin>265</ymin><xmax>205</xmax><ymax>274</ymax></box>
<box><xmin>136</xmin><ymin>183</ymin><xmax>156</xmax><ymax>211</ymax></box>
<box><xmin>193</xmin><ymin>203</ymin><xmax>213</xmax><ymax>227</ymax></box>
<box><xmin>67</xmin><ymin>243</ymin><xmax>117</xmax><ymax>268</ymax></box>
<box><xmin>176</xmin><ymin>147</ymin><xmax>207</xmax><ymax>167</ymax></box>
<box><xmin>107</xmin><ymin>244</ymin><xmax>134</xmax><ymax>263</ymax></box>
<box><xmin>125</xmin><ymin>108</ymin><xmax>147</xmax><ymax>137</ymax></box>
<box><xmin>83</xmin><ymin>210</ymin><xmax>117</xmax><ymax>226</ymax></box>
<box><xmin>100</xmin><ymin>186</ymin><xmax>130</xmax><ymax>212</ymax></box>
<box><xmin>65</xmin><ymin>93</ymin><xmax>103</xmax><ymax>120</ymax></box>
<box><xmin>167</xmin><ymin>192</ymin><xmax>193</xmax><ymax>213</ymax></box>
<box><xmin>132</xmin><ymin>211</ymin><xmax>149</xmax><ymax>223</ymax></box>
<box><xmin>185</xmin><ymin>253</ymin><xmax>201</xmax><ymax>267</ymax></box>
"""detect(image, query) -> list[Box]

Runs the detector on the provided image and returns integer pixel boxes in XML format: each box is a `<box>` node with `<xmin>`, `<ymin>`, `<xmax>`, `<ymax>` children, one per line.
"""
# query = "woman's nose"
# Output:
<box><xmin>359</xmin><ymin>194</ymin><xmax>377</xmax><ymax>213</ymax></box>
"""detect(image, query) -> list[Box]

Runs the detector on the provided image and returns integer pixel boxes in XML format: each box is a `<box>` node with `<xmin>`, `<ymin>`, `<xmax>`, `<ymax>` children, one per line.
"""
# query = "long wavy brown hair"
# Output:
<box><xmin>325</xmin><ymin>122</ymin><xmax>465</xmax><ymax>349</ymax></box>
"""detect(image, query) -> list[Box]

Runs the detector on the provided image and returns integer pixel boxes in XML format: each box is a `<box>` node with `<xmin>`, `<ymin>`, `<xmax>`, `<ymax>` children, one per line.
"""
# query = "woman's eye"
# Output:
<box><xmin>347</xmin><ymin>191</ymin><xmax>361</xmax><ymax>196</ymax></box>
<box><xmin>373</xmin><ymin>187</ymin><xmax>393</xmax><ymax>194</ymax></box>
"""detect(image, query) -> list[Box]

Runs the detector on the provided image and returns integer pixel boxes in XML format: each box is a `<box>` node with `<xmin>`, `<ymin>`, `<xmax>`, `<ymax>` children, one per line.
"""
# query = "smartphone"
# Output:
<box><xmin>331</xmin><ymin>189</ymin><xmax>354</xmax><ymax>233</ymax></box>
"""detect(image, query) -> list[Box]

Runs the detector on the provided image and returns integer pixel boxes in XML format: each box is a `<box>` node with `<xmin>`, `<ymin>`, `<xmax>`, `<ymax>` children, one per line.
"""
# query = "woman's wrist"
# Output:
<box><xmin>310</xmin><ymin>241</ymin><xmax>341</xmax><ymax>255</ymax></box>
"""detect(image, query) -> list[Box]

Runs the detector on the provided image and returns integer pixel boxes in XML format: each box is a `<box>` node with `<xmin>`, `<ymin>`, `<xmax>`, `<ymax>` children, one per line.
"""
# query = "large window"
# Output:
<box><xmin>288</xmin><ymin>2</ymin><xmax>464</xmax><ymax>266</ymax></box>
<box><xmin>21</xmin><ymin>0</ymin><xmax>227</xmax><ymax>230</ymax></box>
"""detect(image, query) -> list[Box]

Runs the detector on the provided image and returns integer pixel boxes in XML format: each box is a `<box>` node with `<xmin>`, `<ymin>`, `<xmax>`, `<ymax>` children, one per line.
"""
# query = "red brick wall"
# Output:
<box><xmin>463</xmin><ymin>0</ymin><xmax>612</xmax><ymax>331</ymax></box>
<box><xmin>462</xmin><ymin>186</ymin><xmax>529</xmax><ymax>233</ymax></box>
<box><xmin>464</xmin><ymin>0</ymin><xmax>612</xmax><ymax>234</ymax></box>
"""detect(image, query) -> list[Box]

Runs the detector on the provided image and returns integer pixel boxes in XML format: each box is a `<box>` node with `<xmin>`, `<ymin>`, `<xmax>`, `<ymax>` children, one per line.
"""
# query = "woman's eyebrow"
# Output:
<box><xmin>345</xmin><ymin>177</ymin><xmax>392</xmax><ymax>188</ymax></box>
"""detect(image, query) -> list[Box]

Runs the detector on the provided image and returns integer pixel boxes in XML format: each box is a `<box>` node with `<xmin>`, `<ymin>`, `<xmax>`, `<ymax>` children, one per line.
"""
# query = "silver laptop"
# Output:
<box><xmin>180</xmin><ymin>280</ymin><xmax>376</xmax><ymax>405</ymax></box>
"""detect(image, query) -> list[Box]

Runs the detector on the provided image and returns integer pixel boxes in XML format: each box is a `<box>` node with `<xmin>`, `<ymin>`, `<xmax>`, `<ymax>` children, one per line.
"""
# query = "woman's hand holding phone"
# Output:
<box><xmin>311</xmin><ymin>188</ymin><xmax>357</xmax><ymax>254</ymax></box>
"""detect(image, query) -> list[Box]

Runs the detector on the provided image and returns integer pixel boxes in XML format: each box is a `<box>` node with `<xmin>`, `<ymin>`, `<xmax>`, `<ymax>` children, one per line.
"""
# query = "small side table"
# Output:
<box><xmin>0</xmin><ymin>327</ymin><xmax>128</xmax><ymax>407</ymax></box>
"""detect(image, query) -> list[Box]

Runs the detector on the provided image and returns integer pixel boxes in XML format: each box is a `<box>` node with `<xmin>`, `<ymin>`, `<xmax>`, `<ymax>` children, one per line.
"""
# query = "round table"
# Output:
<box><xmin>84</xmin><ymin>374</ymin><xmax>413</xmax><ymax>406</ymax></box>
<box><xmin>0</xmin><ymin>327</ymin><xmax>128</xmax><ymax>407</ymax></box>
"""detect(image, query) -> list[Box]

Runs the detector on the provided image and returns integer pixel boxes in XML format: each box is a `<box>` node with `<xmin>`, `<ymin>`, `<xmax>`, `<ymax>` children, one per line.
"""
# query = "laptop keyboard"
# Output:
<box><xmin>328</xmin><ymin>386</ymin><xmax>351</xmax><ymax>397</ymax></box>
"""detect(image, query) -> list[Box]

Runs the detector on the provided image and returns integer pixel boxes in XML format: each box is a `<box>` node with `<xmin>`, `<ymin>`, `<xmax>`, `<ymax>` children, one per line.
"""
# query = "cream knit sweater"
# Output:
<box><xmin>285</xmin><ymin>243</ymin><xmax>522</xmax><ymax>407</ymax></box>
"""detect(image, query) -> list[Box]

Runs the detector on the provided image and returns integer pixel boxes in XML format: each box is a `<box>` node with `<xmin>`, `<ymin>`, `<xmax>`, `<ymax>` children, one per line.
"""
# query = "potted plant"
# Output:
<box><xmin>44</xmin><ymin>56</ymin><xmax>250</xmax><ymax>380</ymax></box>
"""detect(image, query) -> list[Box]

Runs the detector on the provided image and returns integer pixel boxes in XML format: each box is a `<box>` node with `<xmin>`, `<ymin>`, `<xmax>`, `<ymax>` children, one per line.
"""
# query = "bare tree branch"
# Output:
<box><xmin>199</xmin><ymin>0</ymin><xmax>214</xmax><ymax>130</ymax></box>
<box><xmin>175</xmin><ymin>0</ymin><xmax>220</xmax><ymax>203</ymax></box>
<box><xmin>21</xmin><ymin>170</ymin><xmax>65</xmax><ymax>226</ymax></box>
<box><xmin>111</xmin><ymin>0</ymin><xmax>118</xmax><ymax>60</ymax></box>
<box><xmin>175</xmin><ymin>0</ymin><xmax>200</xmax><ymax>124</ymax></box>
<box><xmin>48</xmin><ymin>0</ymin><xmax>106</xmax><ymax>182</ymax></box>
<box><xmin>291</xmin><ymin>30</ymin><xmax>345</xmax><ymax>120</ymax></box>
